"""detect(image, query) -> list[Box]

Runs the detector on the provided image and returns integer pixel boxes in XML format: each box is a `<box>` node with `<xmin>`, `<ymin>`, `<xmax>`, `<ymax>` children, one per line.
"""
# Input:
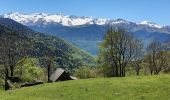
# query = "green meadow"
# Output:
<box><xmin>1</xmin><ymin>75</ymin><xmax>170</xmax><ymax>100</ymax></box>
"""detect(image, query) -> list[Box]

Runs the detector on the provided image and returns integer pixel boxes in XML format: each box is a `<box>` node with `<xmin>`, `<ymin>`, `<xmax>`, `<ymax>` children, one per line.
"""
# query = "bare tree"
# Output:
<box><xmin>132</xmin><ymin>39</ymin><xmax>143</xmax><ymax>75</ymax></box>
<box><xmin>99</xmin><ymin>27</ymin><xmax>142</xmax><ymax>77</ymax></box>
<box><xmin>147</xmin><ymin>40</ymin><xmax>168</xmax><ymax>75</ymax></box>
<box><xmin>40</xmin><ymin>46</ymin><xmax>55</xmax><ymax>83</ymax></box>
<box><xmin>45</xmin><ymin>50</ymin><xmax>54</xmax><ymax>83</ymax></box>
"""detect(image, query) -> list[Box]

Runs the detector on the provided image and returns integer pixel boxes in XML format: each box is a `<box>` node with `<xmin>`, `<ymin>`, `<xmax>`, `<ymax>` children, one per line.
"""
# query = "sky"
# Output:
<box><xmin>0</xmin><ymin>0</ymin><xmax>170</xmax><ymax>25</ymax></box>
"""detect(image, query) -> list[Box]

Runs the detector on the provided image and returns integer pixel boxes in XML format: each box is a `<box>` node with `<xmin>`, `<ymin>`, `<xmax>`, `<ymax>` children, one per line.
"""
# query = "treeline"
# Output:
<box><xmin>98</xmin><ymin>27</ymin><xmax>170</xmax><ymax>77</ymax></box>
<box><xmin>75</xmin><ymin>27</ymin><xmax>170</xmax><ymax>78</ymax></box>
<box><xmin>0</xmin><ymin>24</ymin><xmax>170</xmax><ymax>90</ymax></box>
<box><xmin>0</xmin><ymin>21</ymin><xmax>95</xmax><ymax>90</ymax></box>
<box><xmin>0</xmin><ymin>25</ymin><xmax>66</xmax><ymax>90</ymax></box>
<box><xmin>0</xmin><ymin>25</ymin><xmax>42</xmax><ymax>90</ymax></box>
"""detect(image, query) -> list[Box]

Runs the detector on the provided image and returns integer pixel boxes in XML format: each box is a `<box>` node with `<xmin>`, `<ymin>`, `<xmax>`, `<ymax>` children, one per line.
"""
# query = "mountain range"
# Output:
<box><xmin>2</xmin><ymin>12</ymin><xmax>170</xmax><ymax>55</ymax></box>
<box><xmin>0</xmin><ymin>18</ymin><xmax>95</xmax><ymax>71</ymax></box>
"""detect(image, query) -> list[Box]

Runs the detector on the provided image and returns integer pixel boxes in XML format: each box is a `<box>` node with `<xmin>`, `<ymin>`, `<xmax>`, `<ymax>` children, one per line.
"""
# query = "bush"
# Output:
<box><xmin>14</xmin><ymin>58</ymin><xmax>45</xmax><ymax>82</ymax></box>
<box><xmin>73</xmin><ymin>66</ymin><xmax>100</xmax><ymax>79</ymax></box>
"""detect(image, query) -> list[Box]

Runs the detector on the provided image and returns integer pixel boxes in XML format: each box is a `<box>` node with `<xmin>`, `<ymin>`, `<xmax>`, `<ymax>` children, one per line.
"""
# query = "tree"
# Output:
<box><xmin>0</xmin><ymin>25</ymin><xmax>31</xmax><ymax>90</ymax></box>
<box><xmin>45</xmin><ymin>49</ymin><xmax>54</xmax><ymax>83</ymax></box>
<box><xmin>132</xmin><ymin>39</ymin><xmax>143</xmax><ymax>75</ymax></box>
<box><xmin>40</xmin><ymin>46</ymin><xmax>55</xmax><ymax>83</ymax></box>
<box><xmin>14</xmin><ymin>58</ymin><xmax>45</xmax><ymax>82</ymax></box>
<box><xmin>146</xmin><ymin>40</ymin><xmax>168</xmax><ymax>75</ymax></box>
<box><xmin>99</xmin><ymin>27</ymin><xmax>142</xmax><ymax>77</ymax></box>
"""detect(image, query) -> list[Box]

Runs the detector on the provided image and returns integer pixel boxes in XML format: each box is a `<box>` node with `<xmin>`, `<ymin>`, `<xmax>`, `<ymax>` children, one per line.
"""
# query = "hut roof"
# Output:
<box><xmin>50</xmin><ymin>68</ymin><xmax>65</xmax><ymax>82</ymax></box>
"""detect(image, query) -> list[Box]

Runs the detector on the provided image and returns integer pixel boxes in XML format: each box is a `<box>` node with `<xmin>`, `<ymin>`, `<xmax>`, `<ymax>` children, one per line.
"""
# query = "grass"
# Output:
<box><xmin>1</xmin><ymin>75</ymin><xmax>170</xmax><ymax>100</ymax></box>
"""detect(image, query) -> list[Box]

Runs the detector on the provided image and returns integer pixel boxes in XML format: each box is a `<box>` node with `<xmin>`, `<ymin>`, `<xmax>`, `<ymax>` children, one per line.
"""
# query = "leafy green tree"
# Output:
<box><xmin>15</xmin><ymin>58</ymin><xmax>45</xmax><ymax>82</ymax></box>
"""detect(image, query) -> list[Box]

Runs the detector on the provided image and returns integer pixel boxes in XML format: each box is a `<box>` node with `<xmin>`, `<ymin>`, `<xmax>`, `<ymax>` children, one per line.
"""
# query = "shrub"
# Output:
<box><xmin>73</xmin><ymin>66</ymin><xmax>99</xmax><ymax>79</ymax></box>
<box><xmin>14</xmin><ymin>58</ymin><xmax>45</xmax><ymax>82</ymax></box>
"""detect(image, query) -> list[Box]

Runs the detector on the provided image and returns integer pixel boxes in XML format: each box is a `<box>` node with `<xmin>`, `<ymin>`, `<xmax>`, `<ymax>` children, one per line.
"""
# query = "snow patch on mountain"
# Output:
<box><xmin>3</xmin><ymin>12</ymin><xmax>108</xmax><ymax>26</ymax></box>
<box><xmin>2</xmin><ymin>12</ymin><xmax>164</xmax><ymax>29</ymax></box>
<box><xmin>138</xmin><ymin>21</ymin><xmax>163</xmax><ymax>29</ymax></box>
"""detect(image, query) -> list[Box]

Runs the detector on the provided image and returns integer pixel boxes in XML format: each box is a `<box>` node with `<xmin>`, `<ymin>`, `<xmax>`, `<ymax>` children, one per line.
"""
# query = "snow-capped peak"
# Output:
<box><xmin>138</xmin><ymin>20</ymin><xmax>163</xmax><ymax>29</ymax></box>
<box><xmin>1</xmin><ymin>12</ymin><xmax>164</xmax><ymax>29</ymax></box>
<box><xmin>2</xmin><ymin>12</ymin><xmax>108</xmax><ymax>26</ymax></box>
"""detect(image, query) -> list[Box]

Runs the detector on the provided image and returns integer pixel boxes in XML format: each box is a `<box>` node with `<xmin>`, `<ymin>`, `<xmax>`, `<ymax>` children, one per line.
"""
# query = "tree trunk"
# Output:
<box><xmin>4</xmin><ymin>68</ymin><xmax>9</xmax><ymax>90</ymax></box>
<box><xmin>151</xmin><ymin>70</ymin><xmax>153</xmax><ymax>75</ymax></box>
<box><xmin>121</xmin><ymin>67</ymin><xmax>124</xmax><ymax>77</ymax></box>
<box><xmin>119</xmin><ymin>65</ymin><xmax>122</xmax><ymax>77</ymax></box>
<box><xmin>136</xmin><ymin>64</ymin><xmax>140</xmax><ymax>76</ymax></box>
<box><xmin>20</xmin><ymin>66</ymin><xmax>23</xmax><ymax>76</ymax></box>
<box><xmin>136</xmin><ymin>70</ymin><xmax>139</xmax><ymax>76</ymax></box>
<box><xmin>122</xmin><ymin>67</ymin><xmax>126</xmax><ymax>77</ymax></box>
<box><xmin>10</xmin><ymin>66</ymin><xmax>14</xmax><ymax>77</ymax></box>
<box><xmin>47</xmin><ymin>63</ymin><xmax>51</xmax><ymax>83</ymax></box>
<box><xmin>116</xmin><ymin>66</ymin><xmax>118</xmax><ymax>77</ymax></box>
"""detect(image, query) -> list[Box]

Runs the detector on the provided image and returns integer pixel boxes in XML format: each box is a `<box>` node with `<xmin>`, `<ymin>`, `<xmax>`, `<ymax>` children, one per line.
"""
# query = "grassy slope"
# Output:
<box><xmin>1</xmin><ymin>75</ymin><xmax>170</xmax><ymax>100</ymax></box>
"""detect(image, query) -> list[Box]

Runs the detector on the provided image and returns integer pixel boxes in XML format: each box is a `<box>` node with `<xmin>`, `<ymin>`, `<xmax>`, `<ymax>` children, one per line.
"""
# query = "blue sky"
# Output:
<box><xmin>0</xmin><ymin>0</ymin><xmax>170</xmax><ymax>25</ymax></box>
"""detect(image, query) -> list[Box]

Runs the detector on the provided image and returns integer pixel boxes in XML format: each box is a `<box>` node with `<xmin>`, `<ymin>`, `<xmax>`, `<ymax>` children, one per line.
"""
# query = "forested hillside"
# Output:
<box><xmin>0</xmin><ymin>18</ymin><xmax>95</xmax><ymax>71</ymax></box>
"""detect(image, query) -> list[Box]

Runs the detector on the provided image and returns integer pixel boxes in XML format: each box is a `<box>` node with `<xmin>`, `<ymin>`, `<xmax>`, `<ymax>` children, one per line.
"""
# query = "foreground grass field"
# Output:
<box><xmin>1</xmin><ymin>75</ymin><xmax>170</xmax><ymax>100</ymax></box>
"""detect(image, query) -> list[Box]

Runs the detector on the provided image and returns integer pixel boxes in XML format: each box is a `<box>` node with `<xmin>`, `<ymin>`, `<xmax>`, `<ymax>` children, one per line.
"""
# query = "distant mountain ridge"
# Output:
<box><xmin>0</xmin><ymin>18</ymin><xmax>95</xmax><ymax>70</ymax></box>
<box><xmin>2</xmin><ymin>12</ymin><xmax>168</xmax><ymax>28</ymax></box>
<box><xmin>2</xmin><ymin>12</ymin><xmax>170</xmax><ymax>55</ymax></box>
